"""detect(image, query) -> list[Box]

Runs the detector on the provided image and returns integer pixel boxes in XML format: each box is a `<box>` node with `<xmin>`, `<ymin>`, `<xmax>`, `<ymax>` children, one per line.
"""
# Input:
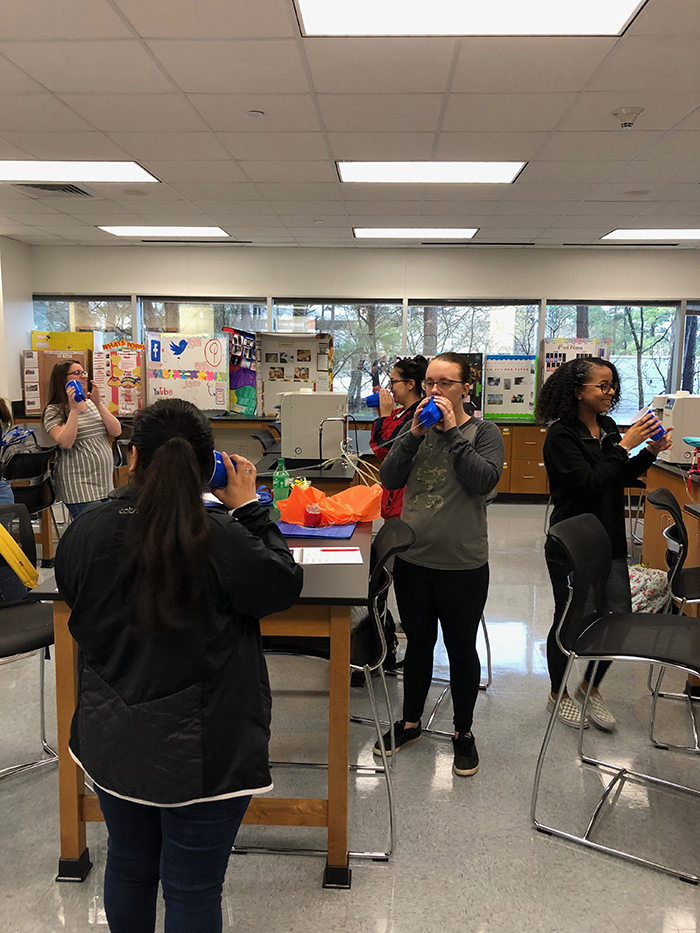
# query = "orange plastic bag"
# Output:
<box><xmin>277</xmin><ymin>483</ymin><xmax>382</xmax><ymax>526</ymax></box>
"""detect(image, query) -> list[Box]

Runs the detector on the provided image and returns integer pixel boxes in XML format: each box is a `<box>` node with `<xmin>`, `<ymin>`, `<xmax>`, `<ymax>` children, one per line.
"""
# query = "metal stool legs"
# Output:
<box><xmin>0</xmin><ymin>648</ymin><xmax>57</xmax><ymax>781</ymax></box>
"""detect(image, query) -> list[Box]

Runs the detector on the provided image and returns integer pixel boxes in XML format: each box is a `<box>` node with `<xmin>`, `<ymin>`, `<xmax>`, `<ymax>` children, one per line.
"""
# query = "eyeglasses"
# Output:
<box><xmin>422</xmin><ymin>378</ymin><xmax>464</xmax><ymax>391</ymax></box>
<box><xmin>67</xmin><ymin>369</ymin><xmax>87</xmax><ymax>377</ymax></box>
<box><xmin>582</xmin><ymin>382</ymin><xmax>618</xmax><ymax>394</ymax></box>
<box><xmin>388</xmin><ymin>379</ymin><xmax>406</xmax><ymax>387</ymax></box>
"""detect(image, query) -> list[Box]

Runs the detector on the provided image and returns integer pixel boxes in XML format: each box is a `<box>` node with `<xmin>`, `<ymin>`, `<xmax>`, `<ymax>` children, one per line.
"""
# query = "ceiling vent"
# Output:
<box><xmin>11</xmin><ymin>183</ymin><xmax>94</xmax><ymax>199</ymax></box>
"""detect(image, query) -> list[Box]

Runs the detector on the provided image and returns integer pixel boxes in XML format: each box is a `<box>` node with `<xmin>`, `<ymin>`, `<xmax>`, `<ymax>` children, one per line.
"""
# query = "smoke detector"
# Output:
<box><xmin>612</xmin><ymin>106</ymin><xmax>644</xmax><ymax>129</ymax></box>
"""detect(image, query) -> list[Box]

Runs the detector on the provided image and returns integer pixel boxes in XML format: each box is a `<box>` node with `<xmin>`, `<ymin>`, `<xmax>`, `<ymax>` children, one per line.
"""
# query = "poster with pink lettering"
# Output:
<box><xmin>145</xmin><ymin>333</ymin><xmax>229</xmax><ymax>411</ymax></box>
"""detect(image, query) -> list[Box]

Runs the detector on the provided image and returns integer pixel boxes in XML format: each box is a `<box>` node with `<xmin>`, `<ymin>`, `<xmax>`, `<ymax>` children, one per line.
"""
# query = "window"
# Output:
<box><xmin>140</xmin><ymin>298</ymin><xmax>268</xmax><ymax>336</ymax></box>
<box><xmin>681</xmin><ymin>302</ymin><xmax>700</xmax><ymax>394</ymax></box>
<box><xmin>272</xmin><ymin>300</ymin><xmax>404</xmax><ymax>413</ymax></box>
<box><xmin>407</xmin><ymin>301</ymin><xmax>539</xmax><ymax>357</ymax></box>
<box><xmin>33</xmin><ymin>296</ymin><xmax>132</xmax><ymax>342</ymax></box>
<box><xmin>545</xmin><ymin>302</ymin><xmax>678</xmax><ymax>421</ymax></box>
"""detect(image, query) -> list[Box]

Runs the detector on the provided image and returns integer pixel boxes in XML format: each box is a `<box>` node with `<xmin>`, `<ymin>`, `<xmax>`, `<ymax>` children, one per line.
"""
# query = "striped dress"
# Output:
<box><xmin>43</xmin><ymin>401</ymin><xmax>113</xmax><ymax>505</ymax></box>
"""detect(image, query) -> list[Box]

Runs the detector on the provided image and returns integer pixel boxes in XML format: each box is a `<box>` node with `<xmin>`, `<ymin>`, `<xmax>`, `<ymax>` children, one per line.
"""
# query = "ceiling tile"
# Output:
<box><xmin>442</xmin><ymin>93</ymin><xmax>576</xmax><ymax>132</ymax></box>
<box><xmin>196</xmin><ymin>202</ymin><xmax>275</xmax><ymax>216</ymax></box>
<box><xmin>59</xmin><ymin>94</ymin><xmax>208</xmax><ymax>133</ymax></box>
<box><xmin>550</xmin><ymin>215</ymin><xmax>626</xmax><ymax>229</ymax></box>
<box><xmin>420</xmin><ymin>201</ymin><xmax>500</xmax><ymax>215</ymax></box>
<box><xmin>517</xmin><ymin>161</ymin><xmax>626</xmax><ymax>183</ymax></box>
<box><xmin>0</xmin><ymin>137</ymin><xmax>37</xmax><ymax>158</ymax></box>
<box><xmin>328</xmin><ymin>133</ymin><xmax>434</xmax><ymax>160</ymax></box>
<box><xmin>0</xmin><ymin>41</ymin><xmax>174</xmax><ymax>93</ymax></box>
<box><xmin>111</xmin><ymin>0</ymin><xmax>294</xmax><ymax>39</ymax></box>
<box><xmin>1</xmin><ymin>131</ymin><xmax>129</xmax><ymax>159</ymax></box>
<box><xmin>493</xmin><ymin>200</ymin><xmax>571</xmax><ymax>216</ymax></box>
<box><xmin>557</xmin><ymin>91</ymin><xmax>700</xmax><ymax>131</ymax></box>
<box><xmin>335</xmin><ymin>200</ymin><xmax>421</xmax><ymax>216</ymax></box>
<box><xmin>501</xmin><ymin>183</ymin><xmax>600</xmax><ymax>200</ymax></box>
<box><xmin>169</xmin><ymin>184</ymin><xmax>264</xmax><ymax>201</ymax></box>
<box><xmin>88</xmin><ymin>182</ymin><xmax>186</xmax><ymax>200</ymax></box>
<box><xmin>473</xmin><ymin>228</ymin><xmax>544</xmax><ymax>240</ymax></box>
<box><xmin>304</xmin><ymin>38</ymin><xmax>455</xmax><ymax>94</ymax></box>
<box><xmin>206</xmin><ymin>214</ymin><xmax>284</xmax><ymax>227</ymax></box>
<box><xmin>14</xmin><ymin>213</ymin><xmax>90</xmax><ymax>227</ymax></box>
<box><xmin>420</xmin><ymin>184</ymin><xmax>514</xmax><ymax>201</ymax></box>
<box><xmin>188</xmin><ymin>94</ymin><xmax>321</xmax><ymax>132</ymax></box>
<box><xmin>587</xmin><ymin>183</ymin><xmax>689</xmax><ymax>200</ymax></box>
<box><xmin>627</xmin><ymin>0</ymin><xmax>700</xmax><ymax>35</ymax></box>
<box><xmin>608</xmin><ymin>160</ymin><xmax>700</xmax><ymax>183</ymax></box>
<box><xmin>533</xmin><ymin>227</ymin><xmax>610</xmax><ymax>241</ymax></box>
<box><xmin>486</xmin><ymin>214</ymin><xmax>562</xmax><ymax>228</ymax></box>
<box><xmin>141</xmin><ymin>161</ymin><xmax>248</xmax><ymax>183</ymax></box>
<box><xmin>40</xmin><ymin>199</ymin><xmax>137</xmax><ymax>215</ymax></box>
<box><xmin>0</xmin><ymin>56</ymin><xmax>47</xmax><ymax>93</ymax></box>
<box><xmin>239</xmin><ymin>161</ymin><xmax>337</xmax><ymax>183</ymax></box>
<box><xmin>434</xmin><ymin>132</ymin><xmax>547</xmax><ymax>160</ymax></box>
<box><xmin>267</xmin><ymin>200</ymin><xmax>345</xmax><ymax>214</ymax></box>
<box><xmin>0</xmin><ymin>95</ymin><xmax>93</xmax><ymax>131</ymax></box>
<box><xmin>0</xmin><ymin>0</ymin><xmax>131</xmax><ymax>39</ymax></box>
<box><xmin>452</xmin><ymin>38</ymin><xmax>615</xmax><ymax>93</ymax></box>
<box><xmin>676</xmin><ymin>107</ymin><xmax>700</xmax><ymax>130</ymax></box>
<box><xmin>284</xmin><ymin>226</ymin><xmax>351</xmax><ymax>237</ymax></box>
<box><xmin>254</xmin><ymin>183</ymin><xmax>341</xmax><ymax>200</ymax></box>
<box><xmin>588</xmin><ymin>37</ymin><xmax>700</xmax><ymax>91</ymax></box>
<box><xmin>637</xmin><ymin>131</ymin><xmax>700</xmax><ymax>160</ymax></box>
<box><xmin>276</xmin><ymin>215</ymin><xmax>350</xmax><ymax>227</ymax></box>
<box><xmin>534</xmin><ymin>131</ymin><xmax>661</xmax><ymax>161</ymax></box>
<box><xmin>565</xmin><ymin>200</ymin><xmax>649</xmax><ymax>216</ymax></box>
<box><xmin>112</xmin><ymin>200</ymin><xmax>206</xmax><ymax>215</ymax></box>
<box><xmin>106</xmin><ymin>132</ymin><xmax>230</xmax><ymax>161</ymax></box>
<box><xmin>0</xmin><ymin>197</ymin><xmax>62</xmax><ymax>213</ymax></box>
<box><xmin>147</xmin><ymin>39</ymin><xmax>309</xmax><ymax>94</ymax></box>
<box><xmin>217</xmin><ymin>132</ymin><xmax>328</xmax><ymax>161</ymax></box>
<box><xmin>640</xmin><ymin>201</ymin><xmax>700</xmax><ymax>216</ymax></box>
<box><xmin>317</xmin><ymin>95</ymin><xmax>443</xmax><ymax>132</ymax></box>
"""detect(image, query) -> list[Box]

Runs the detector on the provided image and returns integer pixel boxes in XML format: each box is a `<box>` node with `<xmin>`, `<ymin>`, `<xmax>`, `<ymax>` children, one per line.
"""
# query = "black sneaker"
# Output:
<box><xmin>452</xmin><ymin>732</ymin><xmax>479</xmax><ymax>776</ymax></box>
<box><xmin>373</xmin><ymin>720</ymin><xmax>422</xmax><ymax>757</ymax></box>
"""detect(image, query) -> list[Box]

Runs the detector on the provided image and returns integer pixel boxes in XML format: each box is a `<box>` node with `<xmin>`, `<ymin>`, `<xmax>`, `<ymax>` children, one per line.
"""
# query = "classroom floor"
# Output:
<box><xmin>2</xmin><ymin>503</ymin><xmax>700</xmax><ymax>933</ymax></box>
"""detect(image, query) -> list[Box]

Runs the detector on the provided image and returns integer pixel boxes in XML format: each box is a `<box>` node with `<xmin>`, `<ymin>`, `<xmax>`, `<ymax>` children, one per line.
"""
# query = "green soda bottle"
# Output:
<box><xmin>273</xmin><ymin>457</ymin><xmax>290</xmax><ymax>504</ymax></box>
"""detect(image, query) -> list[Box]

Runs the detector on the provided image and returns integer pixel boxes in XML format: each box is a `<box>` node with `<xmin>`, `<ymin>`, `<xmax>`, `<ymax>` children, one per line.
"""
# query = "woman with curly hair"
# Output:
<box><xmin>536</xmin><ymin>357</ymin><xmax>672</xmax><ymax>731</ymax></box>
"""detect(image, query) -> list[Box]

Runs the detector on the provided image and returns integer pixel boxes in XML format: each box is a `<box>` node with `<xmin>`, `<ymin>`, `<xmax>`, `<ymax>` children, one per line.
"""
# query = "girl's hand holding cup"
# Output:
<box><xmin>213</xmin><ymin>452</ymin><xmax>258</xmax><ymax>511</ymax></box>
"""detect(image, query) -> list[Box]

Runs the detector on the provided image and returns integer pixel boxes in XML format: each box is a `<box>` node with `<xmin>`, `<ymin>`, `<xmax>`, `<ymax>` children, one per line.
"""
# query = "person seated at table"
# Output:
<box><xmin>375</xmin><ymin>352</ymin><xmax>504</xmax><ymax>777</ymax></box>
<box><xmin>55</xmin><ymin>398</ymin><xmax>303</xmax><ymax>933</ymax></box>
<box><xmin>43</xmin><ymin>359</ymin><xmax>122</xmax><ymax>520</ymax></box>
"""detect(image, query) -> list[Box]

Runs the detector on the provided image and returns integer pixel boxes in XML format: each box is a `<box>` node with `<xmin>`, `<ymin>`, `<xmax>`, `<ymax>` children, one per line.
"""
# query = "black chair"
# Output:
<box><xmin>248</xmin><ymin>518</ymin><xmax>416</xmax><ymax>862</ymax></box>
<box><xmin>4</xmin><ymin>448</ymin><xmax>59</xmax><ymax>568</ymax></box>
<box><xmin>251</xmin><ymin>429</ymin><xmax>280</xmax><ymax>455</ymax></box>
<box><xmin>0</xmin><ymin>503</ymin><xmax>57</xmax><ymax>780</ymax></box>
<box><xmin>531</xmin><ymin>512</ymin><xmax>700</xmax><ymax>884</ymax></box>
<box><xmin>646</xmin><ymin>487</ymin><xmax>700</xmax><ymax>752</ymax></box>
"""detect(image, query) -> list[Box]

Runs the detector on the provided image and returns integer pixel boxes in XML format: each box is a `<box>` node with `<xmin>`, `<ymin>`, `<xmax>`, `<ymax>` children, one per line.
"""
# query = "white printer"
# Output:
<box><xmin>277</xmin><ymin>390</ymin><xmax>348</xmax><ymax>461</ymax></box>
<box><xmin>652</xmin><ymin>391</ymin><xmax>700</xmax><ymax>464</ymax></box>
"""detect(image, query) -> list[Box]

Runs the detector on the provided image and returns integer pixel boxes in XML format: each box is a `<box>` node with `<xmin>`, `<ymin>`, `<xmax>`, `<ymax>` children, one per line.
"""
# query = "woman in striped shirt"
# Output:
<box><xmin>43</xmin><ymin>360</ymin><xmax>122</xmax><ymax>520</ymax></box>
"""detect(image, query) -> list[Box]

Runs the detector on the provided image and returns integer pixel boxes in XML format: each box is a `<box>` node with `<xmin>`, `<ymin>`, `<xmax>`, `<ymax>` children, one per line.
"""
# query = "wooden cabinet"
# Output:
<box><xmin>509</xmin><ymin>459</ymin><xmax>549</xmax><ymax>495</ymax></box>
<box><xmin>493</xmin><ymin>423</ymin><xmax>548</xmax><ymax>495</ymax></box>
<box><xmin>511</xmin><ymin>425</ymin><xmax>548</xmax><ymax>460</ymax></box>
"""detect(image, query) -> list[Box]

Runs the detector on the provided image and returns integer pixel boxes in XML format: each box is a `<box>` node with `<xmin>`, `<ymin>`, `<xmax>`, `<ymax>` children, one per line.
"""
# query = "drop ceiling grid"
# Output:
<box><xmin>0</xmin><ymin>1</ymin><xmax>697</xmax><ymax>244</ymax></box>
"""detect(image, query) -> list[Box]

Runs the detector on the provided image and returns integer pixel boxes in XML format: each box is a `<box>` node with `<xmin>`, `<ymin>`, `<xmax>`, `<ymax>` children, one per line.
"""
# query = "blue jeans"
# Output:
<box><xmin>95</xmin><ymin>787</ymin><xmax>251</xmax><ymax>933</ymax></box>
<box><xmin>66</xmin><ymin>499</ymin><xmax>108</xmax><ymax>520</ymax></box>
<box><xmin>0</xmin><ymin>479</ymin><xmax>27</xmax><ymax>601</ymax></box>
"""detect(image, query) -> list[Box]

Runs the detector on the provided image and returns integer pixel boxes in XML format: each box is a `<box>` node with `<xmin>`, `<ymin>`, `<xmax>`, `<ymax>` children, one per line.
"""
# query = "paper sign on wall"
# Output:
<box><xmin>145</xmin><ymin>333</ymin><xmax>228</xmax><ymax>411</ymax></box>
<box><xmin>543</xmin><ymin>337</ymin><xmax>611</xmax><ymax>380</ymax></box>
<box><xmin>93</xmin><ymin>340</ymin><xmax>145</xmax><ymax>414</ymax></box>
<box><xmin>483</xmin><ymin>355</ymin><xmax>537</xmax><ymax>421</ymax></box>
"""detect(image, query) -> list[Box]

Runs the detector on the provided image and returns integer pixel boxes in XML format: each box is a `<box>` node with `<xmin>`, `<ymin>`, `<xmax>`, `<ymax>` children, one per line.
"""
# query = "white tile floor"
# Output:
<box><xmin>2</xmin><ymin>503</ymin><xmax>700</xmax><ymax>932</ymax></box>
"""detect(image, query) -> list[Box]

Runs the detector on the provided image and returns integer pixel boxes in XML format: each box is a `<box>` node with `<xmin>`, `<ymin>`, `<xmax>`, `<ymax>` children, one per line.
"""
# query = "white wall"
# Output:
<box><xmin>29</xmin><ymin>244</ymin><xmax>700</xmax><ymax>302</ymax></box>
<box><xmin>0</xmin><ymin>237</ymin><xmax>33</xmax><ymax>401</ymax></box>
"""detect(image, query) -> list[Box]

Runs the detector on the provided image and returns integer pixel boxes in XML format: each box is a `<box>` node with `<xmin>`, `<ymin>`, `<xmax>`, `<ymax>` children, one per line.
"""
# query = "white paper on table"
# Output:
<box><xmin>291</xmin><ymin>547</ymin><xmax>363</xmax><ymax>565</ymax></box>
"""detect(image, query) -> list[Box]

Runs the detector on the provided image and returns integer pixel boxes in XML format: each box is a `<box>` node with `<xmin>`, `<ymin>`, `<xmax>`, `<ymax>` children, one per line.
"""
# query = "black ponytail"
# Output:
<box><xmin>122</xmin><ymin>399</ymin><xmax>213</xmax><ymax>633</ymax></box>
<box><xmin>394</xmin><ymin>355</ymin><xmax>428</xmax><ymax>397</ymax></box>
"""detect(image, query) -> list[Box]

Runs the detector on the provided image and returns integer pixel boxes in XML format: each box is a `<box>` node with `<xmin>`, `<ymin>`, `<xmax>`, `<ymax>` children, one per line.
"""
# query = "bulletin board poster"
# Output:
<box><xmin>145</xmin><ymin>333</ymin><xmax>228</xmax><ymax>411</ymax></box>
<box><xmin>31</xmin><ymin>331</ymin><xmax>96</xmax><ymax>352</ymax></box>
<box><xmin>483</xmin><ymin>355</ymin><xmax>536</xmax><ymax>421</ymax></box>
<box><xmin>460</xmin><ymin>352</ymin><xmax>483</xmax><ymax>418</ymax></box>
<box><xmin>256</xmin><ymin>332</ymin><xmax>333</xmax><ymax>416</ymax></box>
<box><xmin>223</xmin><ymin>327</ymin><xmax>257</xmax><ymax>416</ymax></box>
<box><xmin>93</xmin><ymin>340</ymin><xmax>145</xmax><ymax>414</ymax></box>
<box><xmin>543</xmin><ymin>337</ymin><xmax>611</xmax><ymax>381</ymax></box>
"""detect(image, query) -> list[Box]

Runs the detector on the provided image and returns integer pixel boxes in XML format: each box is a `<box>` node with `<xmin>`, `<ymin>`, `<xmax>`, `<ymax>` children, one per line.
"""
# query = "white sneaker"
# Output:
<box><xmin>547</xmin><ymin>694</ymin><xmax>589</xmax><ymax>730</ymax></box>
<box><xmin>575</xmin><ymin>686</ymin><xmax>616</xmax><ymax>732</ymax></box>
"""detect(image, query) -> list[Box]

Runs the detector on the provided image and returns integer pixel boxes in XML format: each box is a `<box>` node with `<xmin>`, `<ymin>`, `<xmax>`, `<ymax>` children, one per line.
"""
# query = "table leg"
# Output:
<box><xmin>54</xmin><ymin>601</ymin><xmax>92</xmax><ymax>882</ymax></box>
<box><xmin>37</xmin><ymin>509</ymin><xmax>54</xmax><ymax>568</ymax></box>
<box><xmin>323</xmin><ymin>605</ymin><xmax>351</xmax><ymax>889</ymax></box>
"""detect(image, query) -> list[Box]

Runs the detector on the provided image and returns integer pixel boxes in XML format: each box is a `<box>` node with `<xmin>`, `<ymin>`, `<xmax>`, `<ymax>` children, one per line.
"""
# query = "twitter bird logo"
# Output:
<box><xmin>170</xmin><ymin>339</ymin><xmax>188</xmax><ymax>356</ymax></box>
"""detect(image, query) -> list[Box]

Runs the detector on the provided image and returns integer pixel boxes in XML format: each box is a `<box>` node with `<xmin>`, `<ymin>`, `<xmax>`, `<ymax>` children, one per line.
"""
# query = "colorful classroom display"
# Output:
<box><xmin>483</xmin><ymin>354</ymin><xmax>537</xmax><ymax>420</ymax></box>
<box><xmin>93</xmin><ymin>340</ymin><xmax>145</xmax><ymax>414</ymax></box>
<box><xmin>257</xmin><ymin>333</ymin><xmax>333</xmax><ymax>416</ymax></box>
<box><xmin>145</xmin><ymin>333</ymin><xmax>229</xmax><ymax>411</ymax></box>
<box><xmin>223</xmin><ymin>327</ymin><xmax>257</xmax><ymax>416</ymax></box>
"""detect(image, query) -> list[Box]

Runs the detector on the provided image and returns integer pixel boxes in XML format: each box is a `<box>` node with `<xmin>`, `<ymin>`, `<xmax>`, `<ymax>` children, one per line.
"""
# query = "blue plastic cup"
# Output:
<box><xmin>209</xmin><ymin>450</ymin><xmax>235</xmax><ymax>488</ymax></box>
<box><xmin>365</xmin><ymin>393</ymin><xmax>380</xmax><ymax>408</ymax></box>
<box><xmin>419</xmin><ymin>397</ymin><xmax>442</xmax><ymax>428</ymax></box>
<box><xmin>66</xmin><ymin>379</ymin><xmax>85</xmax><ymax>402</ymax></box>
<box><xmin>632</xmin><ymin>406</ymin><xmax>665</xmax><ymax>442</ymax></box>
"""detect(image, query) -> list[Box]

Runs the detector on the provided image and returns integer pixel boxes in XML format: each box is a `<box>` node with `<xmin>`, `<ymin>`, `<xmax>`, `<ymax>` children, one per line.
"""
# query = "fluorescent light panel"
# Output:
<box><xmin>0</xmin><ymin>161</ymin><xmax>159</xmax><ymax>183</ymax></box>
<box><xmin>297</xmin><ymin>0</ymin><xmax>646</xmax><ymax>36</ymax></box>
<box><xmin>354</xmin><ymin>228</ymin><xmax>478</xmax><ymax>239</ymax></box>
<box><xmin>338</xmin><ymin>162</ymin><xmax>524</xmax><ymax>184</ymax></box>
<box><xmin>99</xmin><ymin>226</ymin><xmax>229</xmax><ymax>238</ymax></box>
<box><xmin>602</xmin><ymin>229</ymin><xmax>700</xmax><ymax>240</ymax></box>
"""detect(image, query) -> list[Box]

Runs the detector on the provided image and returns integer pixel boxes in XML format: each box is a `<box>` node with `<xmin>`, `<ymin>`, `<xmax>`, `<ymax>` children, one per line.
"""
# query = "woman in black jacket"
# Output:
<box><xmin>55</xmin><ymin>398</ymin><xmax>303</xmax><ymax>933</ymax></box>
<box><xmin>537</xmin><ymin>358</ymin><xmax>672</xmax><ymax>733</ymax></box>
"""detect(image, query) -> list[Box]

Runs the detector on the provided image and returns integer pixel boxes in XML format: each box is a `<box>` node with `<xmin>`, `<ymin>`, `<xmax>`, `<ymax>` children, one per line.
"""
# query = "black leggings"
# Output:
<box><xmin>393</xmin><ymin>557</ymin><xmax>490</xmax><ymax>734</ymax></box>
<box><xmin>545</xmin><ymin>552</ymin><xmax>632</xmax><ymax>694</ymax></box>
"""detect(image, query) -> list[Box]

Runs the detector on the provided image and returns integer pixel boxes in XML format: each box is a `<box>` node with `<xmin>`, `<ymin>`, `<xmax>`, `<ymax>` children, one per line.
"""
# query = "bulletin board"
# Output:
<box><xmin>22</xmin><ymin>348</ymin><xmax>91</xmax><ymax>415</ymax></box>
<box><xmin>543</xmin><ymin>337</ymin><xmax>611</xmax><ymax>381</ymax></box>
<box><xmin>145</xmin><ymin>333</ymin><xmax>228</xmax><ymax>411</ymax></box>
<box><xmin>223</xmin><ymin>327</ymin><xmax>257</xmax><ymax>416</ymax></box>
<box><xmin>93</xmin><ymin>340</ymin><xmax>145</xmax><ymax>415</ymax></box>
<box><xmin>31</xmin><ymin>331</ymin><xmax>96</xmax><ymax>352</ymax></box>
<box><xmin>256</xmin><ymin>333</ymin><xmax>333</xmax><ymax>417</ymax></box>
<box><xmin>483</xmin><ymin>355</ymin><xmax>537</xmax><ymax>421</ymax></box>
<box><xmin>461</xmin><ymin>352</ymin><xmax>483</xmax><ymax>418</ymax></box>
